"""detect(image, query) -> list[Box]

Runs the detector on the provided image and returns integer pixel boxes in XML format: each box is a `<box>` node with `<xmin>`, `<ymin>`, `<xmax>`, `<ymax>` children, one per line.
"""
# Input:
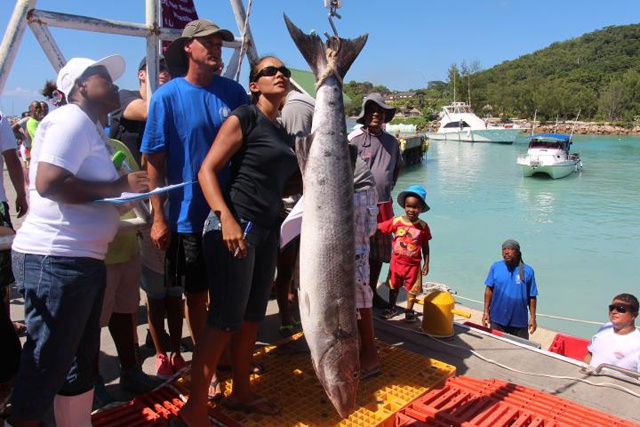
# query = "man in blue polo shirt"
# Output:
<box><xmin>482</xmin><ymin>239</ymin><xmax>538</xmax><ymax>339</ymax></box>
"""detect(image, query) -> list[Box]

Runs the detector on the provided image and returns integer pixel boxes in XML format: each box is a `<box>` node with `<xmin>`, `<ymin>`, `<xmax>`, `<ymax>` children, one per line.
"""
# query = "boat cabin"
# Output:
<box><xmin>528</xmin><ymin>133</ymin><xmax>572</xmax><ymax>152</ymax></box>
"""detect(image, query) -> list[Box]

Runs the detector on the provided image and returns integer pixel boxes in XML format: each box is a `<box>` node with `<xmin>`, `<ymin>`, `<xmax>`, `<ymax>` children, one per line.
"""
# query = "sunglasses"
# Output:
<box><xmin>608</xmin><ymin>304</ymin><xmax>634</xmax><ymax>313</ymax></box>
<box><xmin>253</xmin><ymin>66</ymin><xmax>291</xmax><ymax>81</ymax></box>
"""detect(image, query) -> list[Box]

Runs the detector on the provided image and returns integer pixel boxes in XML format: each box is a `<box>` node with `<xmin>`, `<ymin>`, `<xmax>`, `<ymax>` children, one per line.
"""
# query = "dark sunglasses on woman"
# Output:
<box><xmin>253</xmin><ymin>66</ymin><xmax>291</xmax><ymax>81</ymax></box>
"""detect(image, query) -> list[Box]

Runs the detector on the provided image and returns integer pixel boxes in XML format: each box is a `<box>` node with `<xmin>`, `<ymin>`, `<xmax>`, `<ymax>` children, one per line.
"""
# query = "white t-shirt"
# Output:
<box><xmin>12</xmin><ymin>104</ymin><xmax>120</xmax><ymax>259</ymax></box>
<box><xmin>588</xmin><ymin>322</ymin><xmax>640</xmax><ymax>375</ymax></box>
<box><xmin>0</xmin><ymin>112</ymin><xmax>19</xmax><ymax>203</ymax></box>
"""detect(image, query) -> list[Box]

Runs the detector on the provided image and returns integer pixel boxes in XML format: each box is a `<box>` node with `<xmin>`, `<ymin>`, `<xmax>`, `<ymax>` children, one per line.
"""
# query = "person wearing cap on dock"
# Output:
<box><xmin>483</xmin><ymin>239</ymin><xmax>538</xmax><ymax>340</ymax></box>
<box><xmin>349</xmin><ymin>93</ymin><xmax>404</xmax><ymax>310</ymax></box>
<box><xmin>7</xmin><ymin>54</ymin><xmax>149</xmax><ymax>427</ymax></box>
<box><xmin>584</xmin><ymin>293</ymin><xmax>639</xmax><ymax>377</ymax></box>
<box><xmin>141</xmin><ymin>18</ymin><xmax>249</xmax><ymax>401</ymax></box>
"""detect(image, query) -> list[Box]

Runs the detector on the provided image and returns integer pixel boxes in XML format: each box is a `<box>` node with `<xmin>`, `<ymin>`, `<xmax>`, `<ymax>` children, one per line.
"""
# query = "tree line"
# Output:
<box><xmin>344</xmin><ymin>24</ymin><xmax>640</xmax><ymax>129</ymax></box>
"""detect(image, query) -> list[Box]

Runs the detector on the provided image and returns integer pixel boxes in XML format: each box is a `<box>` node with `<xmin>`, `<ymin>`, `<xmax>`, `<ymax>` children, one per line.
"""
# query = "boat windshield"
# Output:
<box><xmin>530</xmin><ymin>141</ymin><xmax>564</xmax><ymax>149</ymax></box>
<box><xmin>442</xmin><ymin>121</ymin><xmax>470</xmax><ymax>129</ymax></box>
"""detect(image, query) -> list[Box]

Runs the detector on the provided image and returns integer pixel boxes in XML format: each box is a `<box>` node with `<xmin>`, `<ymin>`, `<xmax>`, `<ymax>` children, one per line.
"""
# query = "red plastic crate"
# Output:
<box><xmin>393</xmin><ymin>376</ymin><xmax>640</xmax><ymax>427</ymax></box>
<box><xmin>548</xmin><ymin>333</ymin><xmax>590</xmax><ymax>361</ymax></box>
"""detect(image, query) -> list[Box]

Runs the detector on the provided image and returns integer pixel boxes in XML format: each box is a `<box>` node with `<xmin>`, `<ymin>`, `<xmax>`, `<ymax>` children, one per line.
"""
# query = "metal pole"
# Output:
<box><xmin>229</xmin><ymin>0</ymin><xmax>259</xmax><ymax>66</ymax></box>
<box><xmin>27</xmin><ymin>9</ymin><xmax>242</xmax><ymax>48</ymax></box>
<box><xmin>28</xmin><ymin>21</ymin><xmax>66</xmax><ymax>72</ymax></box>
<box><xmin>145</xmin><ymin>0</ymin><xmax>160</xmax><ymax>98</ymax></box>
<box><xmin>0</xmin><ymin>0</ymin><xmax>38</xmax><ymax>95</ymax></box>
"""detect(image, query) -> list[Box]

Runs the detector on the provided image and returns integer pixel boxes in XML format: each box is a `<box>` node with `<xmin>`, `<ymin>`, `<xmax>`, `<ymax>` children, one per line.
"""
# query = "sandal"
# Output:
<box><xmin>222</xmin><ymin>396</ymin><xmax>281</xmax><ymax>415</ymax></box>
<box><xmin>207</xmin><ymin>379</ymin><xmax>224</xmax><ymax>402</ymax></box>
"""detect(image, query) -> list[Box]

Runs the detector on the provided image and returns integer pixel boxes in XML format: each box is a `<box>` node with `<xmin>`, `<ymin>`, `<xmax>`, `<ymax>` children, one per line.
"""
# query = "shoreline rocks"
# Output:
<box><xmin>500</xmin><ymin>119</ymin><xmax>640</xmax><ymax>136</ymax></box>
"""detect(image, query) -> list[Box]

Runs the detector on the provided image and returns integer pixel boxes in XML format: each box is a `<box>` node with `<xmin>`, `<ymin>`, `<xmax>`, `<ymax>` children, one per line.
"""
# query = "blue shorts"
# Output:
<box><xmin>202</xmin><ymin>215</ymin><xmax>278</xmax><ymax>332</ymax></box>
<box><xmin>10</xmin><ymin>251</ymin><xmax>105</xmax><ymax>419</ymax></box>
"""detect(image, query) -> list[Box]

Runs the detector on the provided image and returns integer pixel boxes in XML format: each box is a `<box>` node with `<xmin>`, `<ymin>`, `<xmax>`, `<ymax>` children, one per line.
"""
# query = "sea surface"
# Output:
<box><xmin>357</xmin><ymin>125</ymin><xmax>639</xmax><ymax>339</ymax></box>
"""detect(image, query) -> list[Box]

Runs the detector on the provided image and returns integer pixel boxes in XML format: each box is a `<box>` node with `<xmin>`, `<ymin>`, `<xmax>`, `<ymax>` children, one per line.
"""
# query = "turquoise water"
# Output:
<box><xmin>388</xmin><ymin>134</ymin><xmax>640</xmax><ymax>339</ymax></box>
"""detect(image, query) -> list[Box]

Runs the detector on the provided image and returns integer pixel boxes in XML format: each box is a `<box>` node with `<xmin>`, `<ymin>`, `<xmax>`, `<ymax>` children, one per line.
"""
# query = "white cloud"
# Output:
<box><xmin>3</xmin><ymin>87</ymin><xmax>40</xmax><ymax>97</ymax></box>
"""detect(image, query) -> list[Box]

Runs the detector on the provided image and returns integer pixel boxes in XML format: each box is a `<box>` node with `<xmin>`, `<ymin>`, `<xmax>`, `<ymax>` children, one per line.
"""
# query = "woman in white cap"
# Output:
<box><xmin>8</xmin><ymin>55</ymin><xmax>148</xmax><ymax>427</ymax></box>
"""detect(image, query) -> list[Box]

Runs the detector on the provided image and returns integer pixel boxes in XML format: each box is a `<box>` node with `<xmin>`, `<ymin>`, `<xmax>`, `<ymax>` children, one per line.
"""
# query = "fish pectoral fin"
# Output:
<box><xmin>295</xmin><ymin>132</ymin><xmax>315</xmax><ymax>176</ymax></box>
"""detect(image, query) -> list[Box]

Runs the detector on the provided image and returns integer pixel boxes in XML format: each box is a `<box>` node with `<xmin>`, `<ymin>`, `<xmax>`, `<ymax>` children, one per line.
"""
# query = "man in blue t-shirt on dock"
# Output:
<box><xmin>141</xmin><ymin>19</ymin><xmax>248</xmax><ymax>368</ymax></box>
<box><xmin>482</xmin><ymin>239</ymin><xmax>538</xmax><ymax>339</ymax></box>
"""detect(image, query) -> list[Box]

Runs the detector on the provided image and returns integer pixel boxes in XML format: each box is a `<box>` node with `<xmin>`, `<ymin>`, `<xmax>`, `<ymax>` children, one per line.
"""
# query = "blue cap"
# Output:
<box><xmin>397</xmin><ymin>184</ymin><xmax>430</xmax><ymax>213</ymax></box>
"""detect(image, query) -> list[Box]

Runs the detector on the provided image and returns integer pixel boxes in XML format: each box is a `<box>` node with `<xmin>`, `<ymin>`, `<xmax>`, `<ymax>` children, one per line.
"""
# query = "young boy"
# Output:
<box><xmin>378</xmin><ymin>184</ymin><xmax>431</xmax><ymax>323</ymax></box>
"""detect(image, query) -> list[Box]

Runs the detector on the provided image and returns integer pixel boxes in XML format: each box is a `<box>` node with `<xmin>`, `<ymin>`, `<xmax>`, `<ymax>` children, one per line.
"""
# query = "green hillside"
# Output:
<box><xmin>346</xmin><ymin>24</ymin><xmax>640</xmax><ymax>126</ymax></box>
<box><xmin>468</xmin><ymin>24</ymin><xmax>640</xmax><ymax>122</ymax></box>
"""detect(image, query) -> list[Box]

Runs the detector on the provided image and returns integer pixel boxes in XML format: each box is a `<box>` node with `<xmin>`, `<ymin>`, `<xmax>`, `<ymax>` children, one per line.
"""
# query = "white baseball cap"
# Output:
<box><xmin>56</xmin><ymin>54</ymin><xmax>126</xmax><ymax>98</ymax></box>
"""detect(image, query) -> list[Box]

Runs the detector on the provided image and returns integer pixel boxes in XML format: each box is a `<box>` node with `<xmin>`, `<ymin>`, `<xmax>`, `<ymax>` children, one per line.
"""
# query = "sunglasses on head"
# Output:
<box><xmin>253</xmin><ymin>66</ymin><xmax>291</xmax><ymax>81</ymax></box>
<box><xmin>609</xmin><ymin>304</ymin><xmax>633</xmax><ymax>313</ymax></box>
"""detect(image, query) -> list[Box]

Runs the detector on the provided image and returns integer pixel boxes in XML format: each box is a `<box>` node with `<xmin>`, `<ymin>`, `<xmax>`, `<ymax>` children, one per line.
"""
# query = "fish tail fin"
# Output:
<box><xmin>284</xmin><ymin>14</ymin><xmax>367</xmax><ymax>85</ymax></box>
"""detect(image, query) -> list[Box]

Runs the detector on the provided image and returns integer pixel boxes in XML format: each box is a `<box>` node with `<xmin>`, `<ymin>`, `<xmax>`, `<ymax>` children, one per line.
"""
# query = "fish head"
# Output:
<box><xmin>316</xmin><ymin>336</ymin><xmax>360</xmax><ymax>418</ymax></box>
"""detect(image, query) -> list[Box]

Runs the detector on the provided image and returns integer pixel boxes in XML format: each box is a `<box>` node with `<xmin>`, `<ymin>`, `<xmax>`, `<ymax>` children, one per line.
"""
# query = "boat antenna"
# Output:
<box><xmin>554</xmin><ymin>114</ymin><xmax>559</xmax><ymax>134</ymax></box>
<box><xmin>531</xmin><ymin>109</ymin><xmax>537</xmax><ymax>136</ymax></box>
<box><xmin>569</xmin><ymin>109</ymin><xmax>581</xmax><ymax>139</ymax></box>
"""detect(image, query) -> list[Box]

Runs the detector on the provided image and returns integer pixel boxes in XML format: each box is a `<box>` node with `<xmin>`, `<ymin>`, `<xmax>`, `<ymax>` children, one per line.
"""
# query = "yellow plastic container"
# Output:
<box><xmin>420</xmin><ymin>291</ymin><xmax>470</xmax><ymax>337</ymax></box>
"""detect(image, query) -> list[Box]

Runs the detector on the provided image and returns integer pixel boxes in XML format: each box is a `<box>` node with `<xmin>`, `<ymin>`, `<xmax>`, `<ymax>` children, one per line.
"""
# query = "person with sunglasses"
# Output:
<box><xmin>175</xmin><ymin>56</ymin><xmax>297</xmax><ymax>425</ymax></box>
<box><xmin>584</xmin><ymin>293</ymin><xmax>639</xmax><ymax>377</ymax></box>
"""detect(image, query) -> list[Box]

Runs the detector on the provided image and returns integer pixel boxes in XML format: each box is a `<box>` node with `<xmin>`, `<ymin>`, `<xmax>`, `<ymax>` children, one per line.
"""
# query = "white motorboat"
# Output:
<box><xmin>427</xmin><ymin>102</ymin><xmax>522</xmax><ymax>144</ymax></box>
<box><xmin>517</xmin><ymin>133</ymin><xmax>583</xmax><ymax>179</ymax></box>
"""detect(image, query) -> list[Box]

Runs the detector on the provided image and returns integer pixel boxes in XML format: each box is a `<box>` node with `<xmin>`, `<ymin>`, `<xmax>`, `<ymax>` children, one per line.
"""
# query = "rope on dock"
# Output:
<box><xmin>454</xmin><ymin>294</ymin><xmax>603</xmax><ymax>326</ymax></box>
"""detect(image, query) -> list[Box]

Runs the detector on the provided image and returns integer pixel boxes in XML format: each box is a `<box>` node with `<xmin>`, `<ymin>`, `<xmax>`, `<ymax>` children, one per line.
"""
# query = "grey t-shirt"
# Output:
<box><xmin>280</xmin><ymin>90</ymin><xmax>315</xmax><ymax>146</ymax></box>
<box><xmin>349</xmin><ymin>129</ymin><xmax>403</xmax><ymax>203</ymax></box>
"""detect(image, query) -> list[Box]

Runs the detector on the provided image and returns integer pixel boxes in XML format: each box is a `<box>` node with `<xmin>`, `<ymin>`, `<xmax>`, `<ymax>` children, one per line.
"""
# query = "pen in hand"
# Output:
<box><xmin>234</xmin><ymin>221</ymin><xmax>253</xmax><ymax>257</ymax></box>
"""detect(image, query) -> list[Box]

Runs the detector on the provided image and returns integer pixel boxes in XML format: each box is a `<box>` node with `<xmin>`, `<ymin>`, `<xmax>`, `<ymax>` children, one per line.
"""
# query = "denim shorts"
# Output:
<box><xmin>10</xmin><ymin>251</ymin><xmax>106</xmax><ymax>419</ymax></box>
<box><xmin>202</xmin><ymin>213</ymin><xmax>278</xmax><ymax>332</ymax></box>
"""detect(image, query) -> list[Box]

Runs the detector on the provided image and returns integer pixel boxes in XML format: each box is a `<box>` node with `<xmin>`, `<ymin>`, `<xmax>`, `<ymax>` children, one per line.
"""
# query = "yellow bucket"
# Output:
<box><xmin>420</xmin><ymin>291</ymin><xmax>470</xmax><ymax>337</ymax></box>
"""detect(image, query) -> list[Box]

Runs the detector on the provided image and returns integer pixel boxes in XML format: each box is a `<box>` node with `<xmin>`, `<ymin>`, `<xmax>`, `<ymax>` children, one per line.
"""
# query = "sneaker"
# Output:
<box><xmin>404</xmin><ymin>309</ymin><xmax>418</xmax><ymax>323</ymax></box>
<box><xmin>382</xmin><ymin>307</ymin><xmax>398</xmax><ymax>320</ymax></box>
<box><xmin>120</xmin><ymin>367</ymin><xmax>162</xmax><ymax>394</ymax></box>
<box><xmin>170</xmin><ymin>353</ymin><xmax>187</xmax><ymax>373</ymax></box>
<box><xmin>156</xmin><ymin>354</ymin><xmax>174</xmax><ymax>380</ymax></box>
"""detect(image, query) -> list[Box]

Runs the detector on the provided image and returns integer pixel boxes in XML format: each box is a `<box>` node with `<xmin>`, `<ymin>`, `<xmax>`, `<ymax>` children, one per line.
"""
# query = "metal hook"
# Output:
<box><xmin>326</xmin><ymin>0</ymin><xmax>341</xmax><ymax>38</ymax></box>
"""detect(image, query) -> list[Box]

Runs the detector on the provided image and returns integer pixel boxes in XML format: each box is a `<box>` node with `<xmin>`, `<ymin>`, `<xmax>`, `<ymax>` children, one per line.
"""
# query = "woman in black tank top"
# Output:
<box><xmin>178</xmin><ymin>56</ymin><xmax>297</xmax><ymax>423</ymax></box>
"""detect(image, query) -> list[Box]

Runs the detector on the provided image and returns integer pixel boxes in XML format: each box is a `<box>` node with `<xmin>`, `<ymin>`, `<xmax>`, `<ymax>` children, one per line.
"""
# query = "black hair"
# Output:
<box><xmin>41</xmin><ymin>80</ymin><xmax>58</xmax><ymax>99</ymax></box>
<box><xmin>613</xmin><ymin>293</ymin><xmax>639</xmax><ymax>314</ymax></box>
<box><xmin>248</xmin><ymin>55</ymin><xmax>281</xmax><ymax>103</ymax></box>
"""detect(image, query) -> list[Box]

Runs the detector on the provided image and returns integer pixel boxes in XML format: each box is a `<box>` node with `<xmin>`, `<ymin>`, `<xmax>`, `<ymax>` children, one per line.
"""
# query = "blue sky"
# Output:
<box><xmin>1</xmin><ymin>0</ymin><xmax>638</xmax><ymax>115</ymax></box>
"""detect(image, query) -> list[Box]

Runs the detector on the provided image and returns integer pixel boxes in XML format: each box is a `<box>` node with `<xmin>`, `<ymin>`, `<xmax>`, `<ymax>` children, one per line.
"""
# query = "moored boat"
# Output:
<box><xmin>517</xmin><ymin>133</ymin><xmax>583</xmax><ymax>179</ymax></box>
<box><xmin>427</xmin><ymin>101</ymin><xmax>522</xmax><ymax>144</ymax></box>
